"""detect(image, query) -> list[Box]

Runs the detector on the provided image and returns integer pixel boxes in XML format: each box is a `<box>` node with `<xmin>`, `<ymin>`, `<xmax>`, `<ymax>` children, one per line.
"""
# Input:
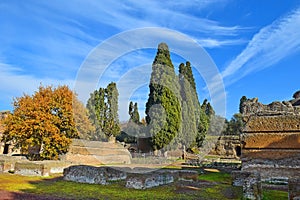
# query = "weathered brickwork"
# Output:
<box><xmin>241</xmin><ymin>96</ymin><xmax>300</xmax><ymax>180</ymax></box>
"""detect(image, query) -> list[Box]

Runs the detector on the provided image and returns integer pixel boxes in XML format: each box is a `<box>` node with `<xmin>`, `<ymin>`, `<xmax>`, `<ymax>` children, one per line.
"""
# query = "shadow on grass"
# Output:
<box><xmin>0</xmin><ymin>169</ymin><xmax>286</xmax><ymax>200</ymax></box>
<box><xmin>16</xmin><ymin>170</ymin><xmax>243</xmax><ymax>200</ymax></box>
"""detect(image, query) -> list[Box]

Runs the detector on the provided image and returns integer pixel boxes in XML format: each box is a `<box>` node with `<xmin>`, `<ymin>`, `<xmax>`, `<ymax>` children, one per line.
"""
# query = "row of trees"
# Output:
<box><xmin>1</xmin><ymin>43</ymin><xmax>236</xmax><ymax>160</ymax></box>
<box><xmin>144</xmin><ymin>43</ymin><xmax>213</xmax><ymax>150</ymax></box>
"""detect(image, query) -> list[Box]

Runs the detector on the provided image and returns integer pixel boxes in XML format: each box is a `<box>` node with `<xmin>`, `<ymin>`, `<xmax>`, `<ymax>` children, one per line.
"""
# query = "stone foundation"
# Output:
<box><xmin>63</xmin><ymin>165</ymin><xmax>198</xmax><ymax>189</ymax></box>
<box><xmin>63</xmin><ymin>165</ymin><xmax>127</xmax><ymax>184</ymax></box>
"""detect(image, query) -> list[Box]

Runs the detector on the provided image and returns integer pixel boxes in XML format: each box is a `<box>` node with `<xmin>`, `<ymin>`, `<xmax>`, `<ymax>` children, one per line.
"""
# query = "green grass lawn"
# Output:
<box><xmin>0</xmin><ymin>171</ymin><xmax>288</xmax><ymax>200</ymax></box>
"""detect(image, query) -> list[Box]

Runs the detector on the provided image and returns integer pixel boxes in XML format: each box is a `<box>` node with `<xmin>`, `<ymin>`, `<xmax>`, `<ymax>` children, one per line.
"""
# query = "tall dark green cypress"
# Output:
<box><xmin>179</xmin><ymin>62</ymin><xmax>210</xmax><ymax>148</ymax></box>
<box><xmin>86</xmin><ymin>82</ymin><xmax>120</xmax><ymax>140</ymax></box>
<box><xmin>176</xmin><ymin>63</ymin><xmax>197</xmax><ymax>148</ymax></box>
<box><xmin>128</xmin><ymin>101</ymin><xmax>140</xmax><ymax>124</ymax></box>
<box><xmin>86</xmin><ymin>88</ymin><xmax>107</xmax><ymax>140</ymax></box>
<box><xmin>145</xmin><ymin>43</ymin><xmax>181</xmax><ymax>150</ymax></box>
<box><xmin>105</xmin><ymin>82</ymin><xmax>120</xmax><ymax>137</ymax></box>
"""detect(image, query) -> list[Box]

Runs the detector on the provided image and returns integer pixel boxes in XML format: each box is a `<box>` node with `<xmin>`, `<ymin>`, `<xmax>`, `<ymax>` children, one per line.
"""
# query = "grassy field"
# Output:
<box><xmin>0</xmin><ymin>170</ymin><xmax>288</xmax><ymax>200</ymax></box>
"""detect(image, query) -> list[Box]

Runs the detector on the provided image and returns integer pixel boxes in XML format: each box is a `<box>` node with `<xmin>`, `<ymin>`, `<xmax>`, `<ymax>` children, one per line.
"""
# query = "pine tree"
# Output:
<box><xmin>145</xmin><ymin>43</ymin><xmax>181</xmax><ymax>150</ymax></box>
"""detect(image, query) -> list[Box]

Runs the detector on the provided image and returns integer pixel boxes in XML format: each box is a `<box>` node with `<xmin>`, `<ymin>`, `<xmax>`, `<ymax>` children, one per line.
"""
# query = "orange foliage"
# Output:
<box><xmin>1</xmin><ymin>85</ymin><xmax>80</xmax><ymax>160</ymax></box>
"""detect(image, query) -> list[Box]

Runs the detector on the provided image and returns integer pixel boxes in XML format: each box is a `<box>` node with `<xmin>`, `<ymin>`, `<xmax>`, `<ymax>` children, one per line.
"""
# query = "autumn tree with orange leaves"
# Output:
<box><xmin>1</xmin><ymin>85</ymin><xmax>86</xmax><ymax>160</ymax></box>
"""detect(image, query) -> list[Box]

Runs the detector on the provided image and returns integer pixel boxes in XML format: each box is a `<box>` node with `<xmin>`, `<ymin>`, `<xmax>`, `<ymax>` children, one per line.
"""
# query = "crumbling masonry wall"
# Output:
<box><xmin>241</xmin><ymin>97</ymin><xmax>300</xmax><ymax>180</ymax></box>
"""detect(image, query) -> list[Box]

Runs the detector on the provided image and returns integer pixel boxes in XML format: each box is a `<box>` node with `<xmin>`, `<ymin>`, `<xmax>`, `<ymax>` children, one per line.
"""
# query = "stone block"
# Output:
<box><xmin>126</xmin><ymin>171</ymin><xmax>175</xmax><ymax>189</ymax></box>
<box><xmin>0</xmin><ymin>155</ymin><xmax>26</xmax><ymax>172</ymax></box>
<box><xmin>0</xmin><ymin>159</ymin><xmax>14</xmax><ymax>172</ymax></box>
<box><xmin>14</xmin><ymin>161</ymin><xmax>49</xmax><ymax>176</ymax></box>
<box><xmin>63</xmin><ymin>165</ymin><xmax>127</xmax><ymax>184</ymax></box>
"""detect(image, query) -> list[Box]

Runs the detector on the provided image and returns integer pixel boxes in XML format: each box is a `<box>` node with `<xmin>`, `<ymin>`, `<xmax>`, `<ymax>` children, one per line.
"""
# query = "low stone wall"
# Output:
<box><xmin>14</xmin><ymin>161</ymin><xmax>72</xmax><ymax>176</ymax></box>
<box><xmin>63</xmin><ymin>165</ymin><xmax>127</xmax><ymax>184</ymax></box>
<box><xmin>63</xmin><ymin>165</ymin><xmax>198</xmax><ymax>189</ymax></box>
<box><xmin>0</xmin><ymin>155</ymin><xmax>26</xmax><ymax>173</ymax></box>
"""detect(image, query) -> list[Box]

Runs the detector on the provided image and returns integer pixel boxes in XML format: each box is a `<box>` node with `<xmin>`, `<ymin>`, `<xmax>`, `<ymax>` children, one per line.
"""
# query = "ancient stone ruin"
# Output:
<box><xmin>210</xmin><ymin>135</ymin><xmax>241</xmax><ymax>159</ymax></box>
<box><xmin>240</xmin><ymin>96</ymin><xmax>300</xmax><ymax>181</ymax></box>
<box><xmin>0</xmin><ymin>138</ymin><xmax>132</xmax><ymax>176</ymax></box>
<box><xmin>63</xmin><ymin>165</ymin><xmax>198</xmax><ymax>189</ymax></box>
<box><xmin>62</xmin><ymin>139</ymin><xmax>132</xmax><ymax>165</ymax></box>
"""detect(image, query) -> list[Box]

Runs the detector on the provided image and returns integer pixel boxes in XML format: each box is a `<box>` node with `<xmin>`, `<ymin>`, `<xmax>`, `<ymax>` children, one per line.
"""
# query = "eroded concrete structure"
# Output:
<box><xmin>240</xmin><ymin>97</ymin><xmax>300</xmax><ymax>181</ymax></box>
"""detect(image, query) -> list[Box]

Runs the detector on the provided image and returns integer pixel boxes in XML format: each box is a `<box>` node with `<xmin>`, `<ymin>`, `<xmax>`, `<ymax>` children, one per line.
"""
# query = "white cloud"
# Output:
<box><xmin>197</xmin><ymin>38</ymin><xmax>246</xmax><ymax>48</ymax></box>
<box><xmin>222</xmin><ymin>7</ymin><xmax>300</xmax><ymax>83</ymax></box>
<box><xmin>0</xmin><ymin>63</ymin><xmax>74</xmax><ymax>109</ymax></box>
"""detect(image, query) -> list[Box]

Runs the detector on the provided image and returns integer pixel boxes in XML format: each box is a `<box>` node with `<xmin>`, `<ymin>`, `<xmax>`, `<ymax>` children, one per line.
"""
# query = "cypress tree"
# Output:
<box><xmin>179</xmin><ymin>62</ymin><xmax>214</xmax><ymax>148</ymax></box>
<box><xmin>145</xmin><ymin>43</ymin><xmax>181</xmax><ymax>150</ymax></box>
<box><xmin>239</xmin><ymin>96</ymin><xmax>248</xmax><ymax>114</ymax></box>
<box><xmin>86</xmin><ymin>88</ymin><xmax>107</xmax><ymax>140</ymax></box>
<box><xmin>128</xmin><ymin>101</ymin><xmax>140</xmax><ymax>124</ymax></box>
<box><xmin>132</xmin><ymin>102</ymin><xmax>140</xmax><ymax>123</ymax></box>
<box><xmin>86</xmin><ymin>82</ymin><xmax>120</xmax><ymax>140</ymax></box>
<box><xmin>177</xmin><ymin>63</ymin><xmax>197</xmax><ymax>148</ymax></box>
<box><xmin>104</xmin><ymin>82</ymin><xmax>120</xmax><ymax>137</ymax></box>
<box><xmin>128</xmin><ymin>101</ymin><xmax>134</xmax><ymax>118</ymax></box>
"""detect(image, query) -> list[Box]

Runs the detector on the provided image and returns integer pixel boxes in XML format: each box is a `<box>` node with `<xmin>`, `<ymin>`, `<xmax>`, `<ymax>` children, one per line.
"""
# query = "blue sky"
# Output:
<box><xmin>1</xmin><ymin>0</ymin><xmax>300</xmax><ymax>121</ymax></box>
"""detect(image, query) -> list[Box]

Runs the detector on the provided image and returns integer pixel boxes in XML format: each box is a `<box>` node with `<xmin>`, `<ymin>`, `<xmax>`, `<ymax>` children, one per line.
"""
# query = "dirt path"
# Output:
<box><xmin>0</xmin><ymin>190</ymin><xmax>69</xmax><ymax>200</ymax></box>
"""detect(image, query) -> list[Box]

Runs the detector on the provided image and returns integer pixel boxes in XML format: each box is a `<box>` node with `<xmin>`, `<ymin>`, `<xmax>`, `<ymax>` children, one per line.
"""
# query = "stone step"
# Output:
<box><xmin>65</xmin><ymin>139</ymin><xmax>132</xmax><ymax>165</ymax></box>
<box><xmin>65</xmin><ymin>154</ymin><xmax>131</xmax><ymax>165</ymax></box>
<box><xmin>71</xmin><ymin>139</ymin><xmax>124</xmax><ymax>149</ymax></box>
<box><xmin>68</xmin><ymin>146</ymin><xmax>130</xmax><ymax>156</ymax></box>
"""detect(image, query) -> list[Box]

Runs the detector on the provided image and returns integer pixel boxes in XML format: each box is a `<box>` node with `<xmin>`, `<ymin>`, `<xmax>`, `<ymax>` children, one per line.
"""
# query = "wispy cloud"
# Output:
<box><xmin>197</xmin><ymin>38</ymin><xmax>247</xmax><ymax>48</ymax></box>
<box><xmin>222</xmin><ymin>7</ymin><xmax>300</xmax><ymax>83</ymax></box>
<box><xmin>0</xmin><ymin>0</ymin><xmax>250</xmax><ymax>119</ymax></box>
<box><xmin>0</xmin><ymin>63</ymin><xmax>74</xmax><ymax>110</ymax></box>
